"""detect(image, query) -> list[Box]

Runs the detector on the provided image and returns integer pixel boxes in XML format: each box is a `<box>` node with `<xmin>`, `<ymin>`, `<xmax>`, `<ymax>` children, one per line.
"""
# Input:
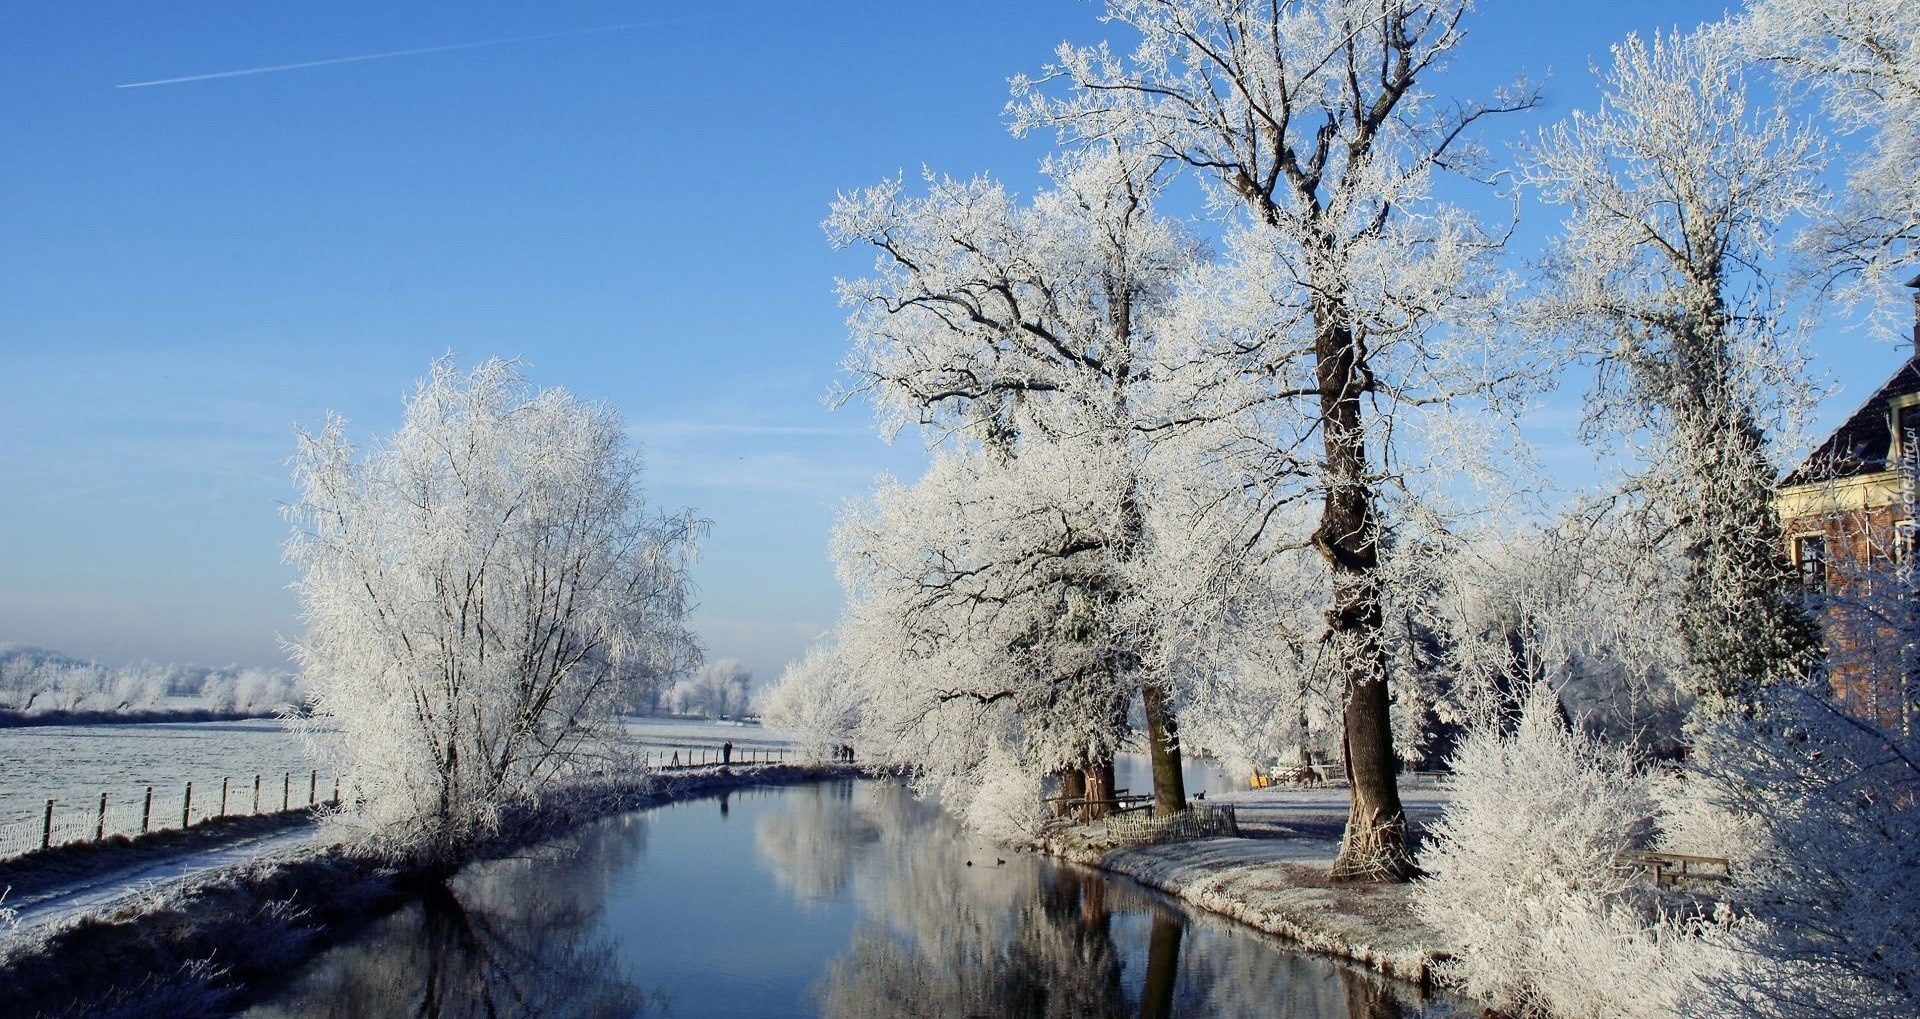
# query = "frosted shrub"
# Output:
<box><xmin>958</xmin><ymin>750</ymin><xmax>1049</xmax><ymax>846</ymax></box>
<box><xmin>1651</xmin><ymin>758</ymin><xmax>1761</xmax><ymax>869</ymax></box>
<box><xmin>1417</xmin><ymin>685</ymin><xmax>1731</xmax><ymax>1018</ymax></box>
<box><xmin>1689</xmin><ymin>685</ymin><xmax>1920</xmax><ymax>1019</ymax></box>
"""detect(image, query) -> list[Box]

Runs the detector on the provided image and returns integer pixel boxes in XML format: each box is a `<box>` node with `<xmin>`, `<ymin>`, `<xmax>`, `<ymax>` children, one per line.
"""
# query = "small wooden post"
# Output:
<box><xmin>42</xmin><ymin>799</ymin><xmax>53</xmax><ymax>849</ymax></box>
<box><xmin>309</xmin><ymin>770</ymin><xmax>317</xmax><ymax>806</ymax></box>
<box><xmin>142</xmin><ymin>786</ymin><xmax>153</xmax><ymax>833</ymax></box>
<box><xmin>283</xmin><ymin>772</ymin><xmax>290</xmax><ymax>811</ymax></box>
<box><xmin>221</xmin><ymin>777</ymin><xmax>229</xmax><ymax>817</ymax></box>
<box><xmin>332</xmin><ymin>777</ymin><xmax>340</xmax><ymax>805</ymax></box>
<box><xmin>182</xmin><ymin>782</ymin><xmax>192</xmax><ymax>828</ymax></box>
<box><xmin>253</xmin><ymin>774</ymin><xmax>261</xmax><ymax>814</ymax></box>
<box><xmin>96</xmin><ymin>792</ymin><xmax>107</xmax><ymax>840</ymax></box>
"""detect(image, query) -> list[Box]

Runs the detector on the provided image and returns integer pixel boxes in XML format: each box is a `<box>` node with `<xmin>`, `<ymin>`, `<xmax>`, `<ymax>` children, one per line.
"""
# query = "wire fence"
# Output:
<box><xmin>0</xmin><ymin>770</ymin><xmax>340</xmax><ymax>861</ymax></box>
<box><xmin>0</xmin><ymin>743</ymin><xmax>796</xmax><ymax>861</ymax></box>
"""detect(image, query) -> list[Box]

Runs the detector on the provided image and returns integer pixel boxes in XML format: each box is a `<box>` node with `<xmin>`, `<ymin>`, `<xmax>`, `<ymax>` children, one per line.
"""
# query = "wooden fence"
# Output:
<box><xmin>0</xmin><ymin>770</ymin><xmax>339</xmax><ymax>861</ymax></box>
<box><xmin>645</xmin><ymin>746</ymin><xmax>789</xmax><ymax>769</ymax></box>
<box><xmin>2</xmin><ymin>744</ymin><xmax>798</xmax><ymax>860</ymax></box>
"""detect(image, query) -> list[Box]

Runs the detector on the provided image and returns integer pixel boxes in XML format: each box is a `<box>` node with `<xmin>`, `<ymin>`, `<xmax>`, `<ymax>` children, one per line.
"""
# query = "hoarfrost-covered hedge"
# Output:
<box><xmin>1415</xmin><ymin>686</ymin><xmax>1739</xmax><ymax>1018</ymax></box>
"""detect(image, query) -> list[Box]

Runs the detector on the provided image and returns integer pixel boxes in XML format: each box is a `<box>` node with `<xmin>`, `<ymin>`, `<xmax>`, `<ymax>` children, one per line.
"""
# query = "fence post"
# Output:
<box><xmin>96</xmin><ymin>792</ymin><xmax>107</xmax><ymax>841</ymax></box>
<box><xmin>309</xmin><ymin>770</ymin><xmax>317</xmax><ymax>806</ymax></box>
<box><xmin>253</xmin><ymin>774</ymin><xmax>261</xmax><ymax>814</ymax></box>
<box><xmin>42</xmin><ymin>799</ymin><xmax>53</xmax><ymax>849</ymax></box>
<box><xmin>183</xmin><ymin>782</ymin><xmax>192</xmax><ymax>828</ymax></box>
<box><xmin>283</xmin><ymin>772</ymin><xmax>290</xmax><ymax>811</ymax></box>
<box><xmin>332</xmin><ymin>777</ymin><xmax>340</xmax><ymax>805</ymax></box>
<box><xmin>142</xmin><ymin>787</ymin><xmax>153</xmax><ymax>833</ymax></box>
<box><xmin>221</xmin><ymin>777</ymin><xmax>229</xmax><ymax>818</ymax></box>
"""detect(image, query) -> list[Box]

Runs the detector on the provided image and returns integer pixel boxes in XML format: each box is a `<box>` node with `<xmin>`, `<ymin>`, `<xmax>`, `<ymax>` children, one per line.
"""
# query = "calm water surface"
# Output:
<box><xmin>240</xmin><ymin>780</ymin><xmax>1463</xmax><ymax>1018</ymax></box>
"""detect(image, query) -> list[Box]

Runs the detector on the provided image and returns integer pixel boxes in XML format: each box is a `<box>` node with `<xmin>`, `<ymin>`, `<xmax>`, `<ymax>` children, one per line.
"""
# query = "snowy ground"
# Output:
<box><xmin>0</xmin><ymin>715</ymin><xmax>799</xmax><ymax>856</ymax></box>
<box><xmin>1044</xmin><ymin>783</ymin><xmax>1456</xmax><ymax>983</ymax></box>
<box><xmin>0</xmin><ymin>746</ymin><xmax>809</xmax><ymax>939</ymax></box>
<box><xmin>2</xmin><ymin>818</ymin><xmax>332</xmax><ymax>934</ymax></box>
<box><xmin>0</xmin><ymin>719</ymin><xmax>325</xmax><ymax>853</ymax></box>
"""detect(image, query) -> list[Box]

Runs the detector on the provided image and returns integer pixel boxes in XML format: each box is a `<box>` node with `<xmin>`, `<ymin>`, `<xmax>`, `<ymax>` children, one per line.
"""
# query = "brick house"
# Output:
<box><xmin>1776</xmin><ymin>277</ymin><xmax>1920</xmax><ymax>732</ymax></box>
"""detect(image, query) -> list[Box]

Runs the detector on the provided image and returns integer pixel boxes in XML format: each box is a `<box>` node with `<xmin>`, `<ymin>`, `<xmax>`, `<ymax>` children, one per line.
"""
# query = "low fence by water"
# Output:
<box><xmin>1104</xmin><ymin>803</ymin><xmax>1240</xmax><ymax>845</ymax></box>
<box><xmin>1</xmin><ymin>746</ymin><xmax>792</xmax><ymax>860</ymax></box>
<box><xmin>0</xmin><ymin>770</ymin><xmax>340</xmax><ymax>860</ymax></box>
<box><xmin>644</xmin><ymin>746</ymin><xmax>790</xmax><ymax>769</ymax></box>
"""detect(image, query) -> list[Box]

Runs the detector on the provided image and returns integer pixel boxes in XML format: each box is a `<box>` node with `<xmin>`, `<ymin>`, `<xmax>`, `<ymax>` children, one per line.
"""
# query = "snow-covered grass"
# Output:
<box><xmin>1032</xmin><ymin>784</ymin><xmax>1457</xmax><ymax>984</ymax></box>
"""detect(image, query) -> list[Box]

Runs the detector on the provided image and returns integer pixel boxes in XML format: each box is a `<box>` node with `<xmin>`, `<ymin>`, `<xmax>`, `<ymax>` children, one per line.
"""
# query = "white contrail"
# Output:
<box><xmin>117</xmin><ymin>20</ymin><xmax>682</xmax><ymax>89</ymax></box>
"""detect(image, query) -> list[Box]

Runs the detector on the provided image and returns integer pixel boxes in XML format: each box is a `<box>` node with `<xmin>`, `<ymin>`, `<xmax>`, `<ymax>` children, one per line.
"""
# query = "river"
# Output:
<box><xmin>238</xmin><ymin>779</ymin><xmax>1463</xmax><ymax>1018</ymax></box>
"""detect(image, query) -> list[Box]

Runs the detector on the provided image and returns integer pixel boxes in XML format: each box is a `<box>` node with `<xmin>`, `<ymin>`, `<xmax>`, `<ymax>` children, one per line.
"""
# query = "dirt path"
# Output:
<box><xmin>2</xmin><ymin>815</ymin><xmax>330</xmax><ymax>934</ymax></box>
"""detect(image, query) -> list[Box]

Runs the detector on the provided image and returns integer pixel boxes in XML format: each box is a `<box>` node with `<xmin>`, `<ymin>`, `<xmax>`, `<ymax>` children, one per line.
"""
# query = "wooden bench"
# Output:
<box><xmin>1050</xmin><ymin>792</ymin><xmax>1155</xmax><ymax>818</ymax></box>
<box><xmin>1614</xmin><ymin>850</ymin><xmax>1731</xmax><ymax>889</ymax></box>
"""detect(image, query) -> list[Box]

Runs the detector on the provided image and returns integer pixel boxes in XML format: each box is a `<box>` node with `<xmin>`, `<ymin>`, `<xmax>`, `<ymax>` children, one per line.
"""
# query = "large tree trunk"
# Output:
<box><xmin>1141</xmin><ymin>680</ymin><xmax>1187</xmax><ymax>817</ymax></box>
<box><xmin>1314</xmin><ymin>316</ymin><xmax>1417</xmax><ymax>883</ymax></box>
<box><xmin>1056</xmin><ymin>768</ymin><xmax>1088</xmax><ymax>820</ymax></box>
<box><xmin>1082</xmin><ymin>756</ymin><xmax>1117</xmax><ymax>821</ymax></box>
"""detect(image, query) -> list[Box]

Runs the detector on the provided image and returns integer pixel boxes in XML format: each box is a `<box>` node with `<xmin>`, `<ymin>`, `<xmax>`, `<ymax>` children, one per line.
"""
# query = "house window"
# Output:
<box><xmin>1896</xmin><ymin>402</ymin><xmax>1920</xmax><ymax>464</ymax></box>
<box><xmin>1797</xmin><ymin>535</ymin><xmax>1829</xmax><ymax>594</ymax></box>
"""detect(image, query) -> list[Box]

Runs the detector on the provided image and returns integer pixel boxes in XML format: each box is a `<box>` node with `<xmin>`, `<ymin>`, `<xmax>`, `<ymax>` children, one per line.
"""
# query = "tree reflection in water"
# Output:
<box><xmin>243</xmin><ymin>815</ymin><xmax>662</xmax><ymax>1019</ymax></box>
<box><xmin>785</xmin><ymin>783</ymin><xmax>1435</xmax><ymax>1019</ymax></box>
<box><xmin>241</xmin><ymin>781</ymin><xmax>1453</xmax><ymax>1019</ymax></box>
<box><xmin>752</xmin><ymin>778</ymin><xmax>889</xmax><ymax>903</ymax></box>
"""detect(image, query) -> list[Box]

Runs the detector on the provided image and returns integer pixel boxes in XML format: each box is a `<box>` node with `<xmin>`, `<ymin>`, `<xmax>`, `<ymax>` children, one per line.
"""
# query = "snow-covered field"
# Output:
<box><xmin>0</xmin><ymin>715</ymin><xmax>797</xmax><ymax>857</ymax></box>
<box><xmin>0</xmin><ymin>720</ymin><xmax>322</xmax><ymax>855</ymax></box>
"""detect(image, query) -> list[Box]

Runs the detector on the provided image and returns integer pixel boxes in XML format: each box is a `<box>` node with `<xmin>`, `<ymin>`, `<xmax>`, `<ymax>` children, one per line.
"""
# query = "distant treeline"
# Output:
<box><xmin>0</xmin><ymin>645</ymin><xmax>306</xmax><ymax>723</ymax></box>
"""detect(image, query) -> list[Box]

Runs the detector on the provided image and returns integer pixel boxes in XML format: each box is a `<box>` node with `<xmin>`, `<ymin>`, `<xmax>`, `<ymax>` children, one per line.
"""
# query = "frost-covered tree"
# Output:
<box><xmin>826</xmin><ymin>150</ymin><xmax>1204</xmax><ymax>818</ymax></box>
<box><xmin>1410</xmin><ymin>520</ymin><xmax>1694</xmax><ymax>753</ymax></box>
<box><xmin>1524</xmin><ymin>25</ymin><xmax>1826</xmax><ymax>716</ymax></box>
<box><xmin>1742</xmin><ymin>0</ymin><xmax>1920</xmax><ymax>316</ymax></box>
<box><xmin>830</xmin><ymin>444</ymin><xmax>1147</xmax><ymax>828</ymax></box>
<box><xmin>284</xmin><ymin>357</ymin><xmax>702</xmax><ymax>862</ymax></box>
<box><xmin>1012</xmin><ymin>0</ymin><xmax>1535</xmax><ymax>880</ymax></box>
<box><xmin>668</xmin><ymin>658</ymin><xmax>754</xmax><ymax>719</ymax></box>
<box><xmin>761</xmin><ymin>638</ymin><xmax>864</xmax><ymax>759</ymax></box>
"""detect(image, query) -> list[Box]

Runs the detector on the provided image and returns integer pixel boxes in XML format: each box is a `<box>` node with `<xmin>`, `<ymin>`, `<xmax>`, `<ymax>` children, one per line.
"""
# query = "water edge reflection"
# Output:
<box><xmin>240</xmin><ymin>780</ymin><xmax>1462</xmax><ymax>1018</ymax></box>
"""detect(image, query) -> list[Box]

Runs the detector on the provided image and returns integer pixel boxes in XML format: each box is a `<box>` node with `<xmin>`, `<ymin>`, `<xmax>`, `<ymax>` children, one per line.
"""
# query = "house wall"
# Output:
<box><xmin>1780</xmin><ymin>476</ymin><xmax>1916</xmax><ymax>733</ymax></box>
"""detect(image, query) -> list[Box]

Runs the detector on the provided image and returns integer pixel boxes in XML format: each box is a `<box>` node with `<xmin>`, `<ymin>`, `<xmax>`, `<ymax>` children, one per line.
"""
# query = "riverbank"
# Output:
<box><xmin>0</xmin><ymin>762</ymin><xmax>862</xmax><ymax>1019</ymax></box>
<box><xmin>0</xmin><ymin>707</ymin><xmax>286</xmax><ymax>728</ymax></box>
<box><xmin>1036</xmin><ymin>784</ymin><xmax>1454</xmax><ymax>984</ymax></box>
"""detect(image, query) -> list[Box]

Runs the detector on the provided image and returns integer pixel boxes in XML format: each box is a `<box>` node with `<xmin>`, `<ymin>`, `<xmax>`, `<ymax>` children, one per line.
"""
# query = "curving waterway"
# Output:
<box><xmin>237</xmin><ymin>779</ymin><xmax>1464</xmax><ymax>1018</ymax></box>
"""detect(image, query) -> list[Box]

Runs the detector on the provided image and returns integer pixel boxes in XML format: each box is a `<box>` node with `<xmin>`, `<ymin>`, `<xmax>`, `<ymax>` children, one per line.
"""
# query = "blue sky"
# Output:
<box><xmin>0</xmin><ymin>1</ymin><xmax>1900</xmax><ymax>687</ymax></box>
